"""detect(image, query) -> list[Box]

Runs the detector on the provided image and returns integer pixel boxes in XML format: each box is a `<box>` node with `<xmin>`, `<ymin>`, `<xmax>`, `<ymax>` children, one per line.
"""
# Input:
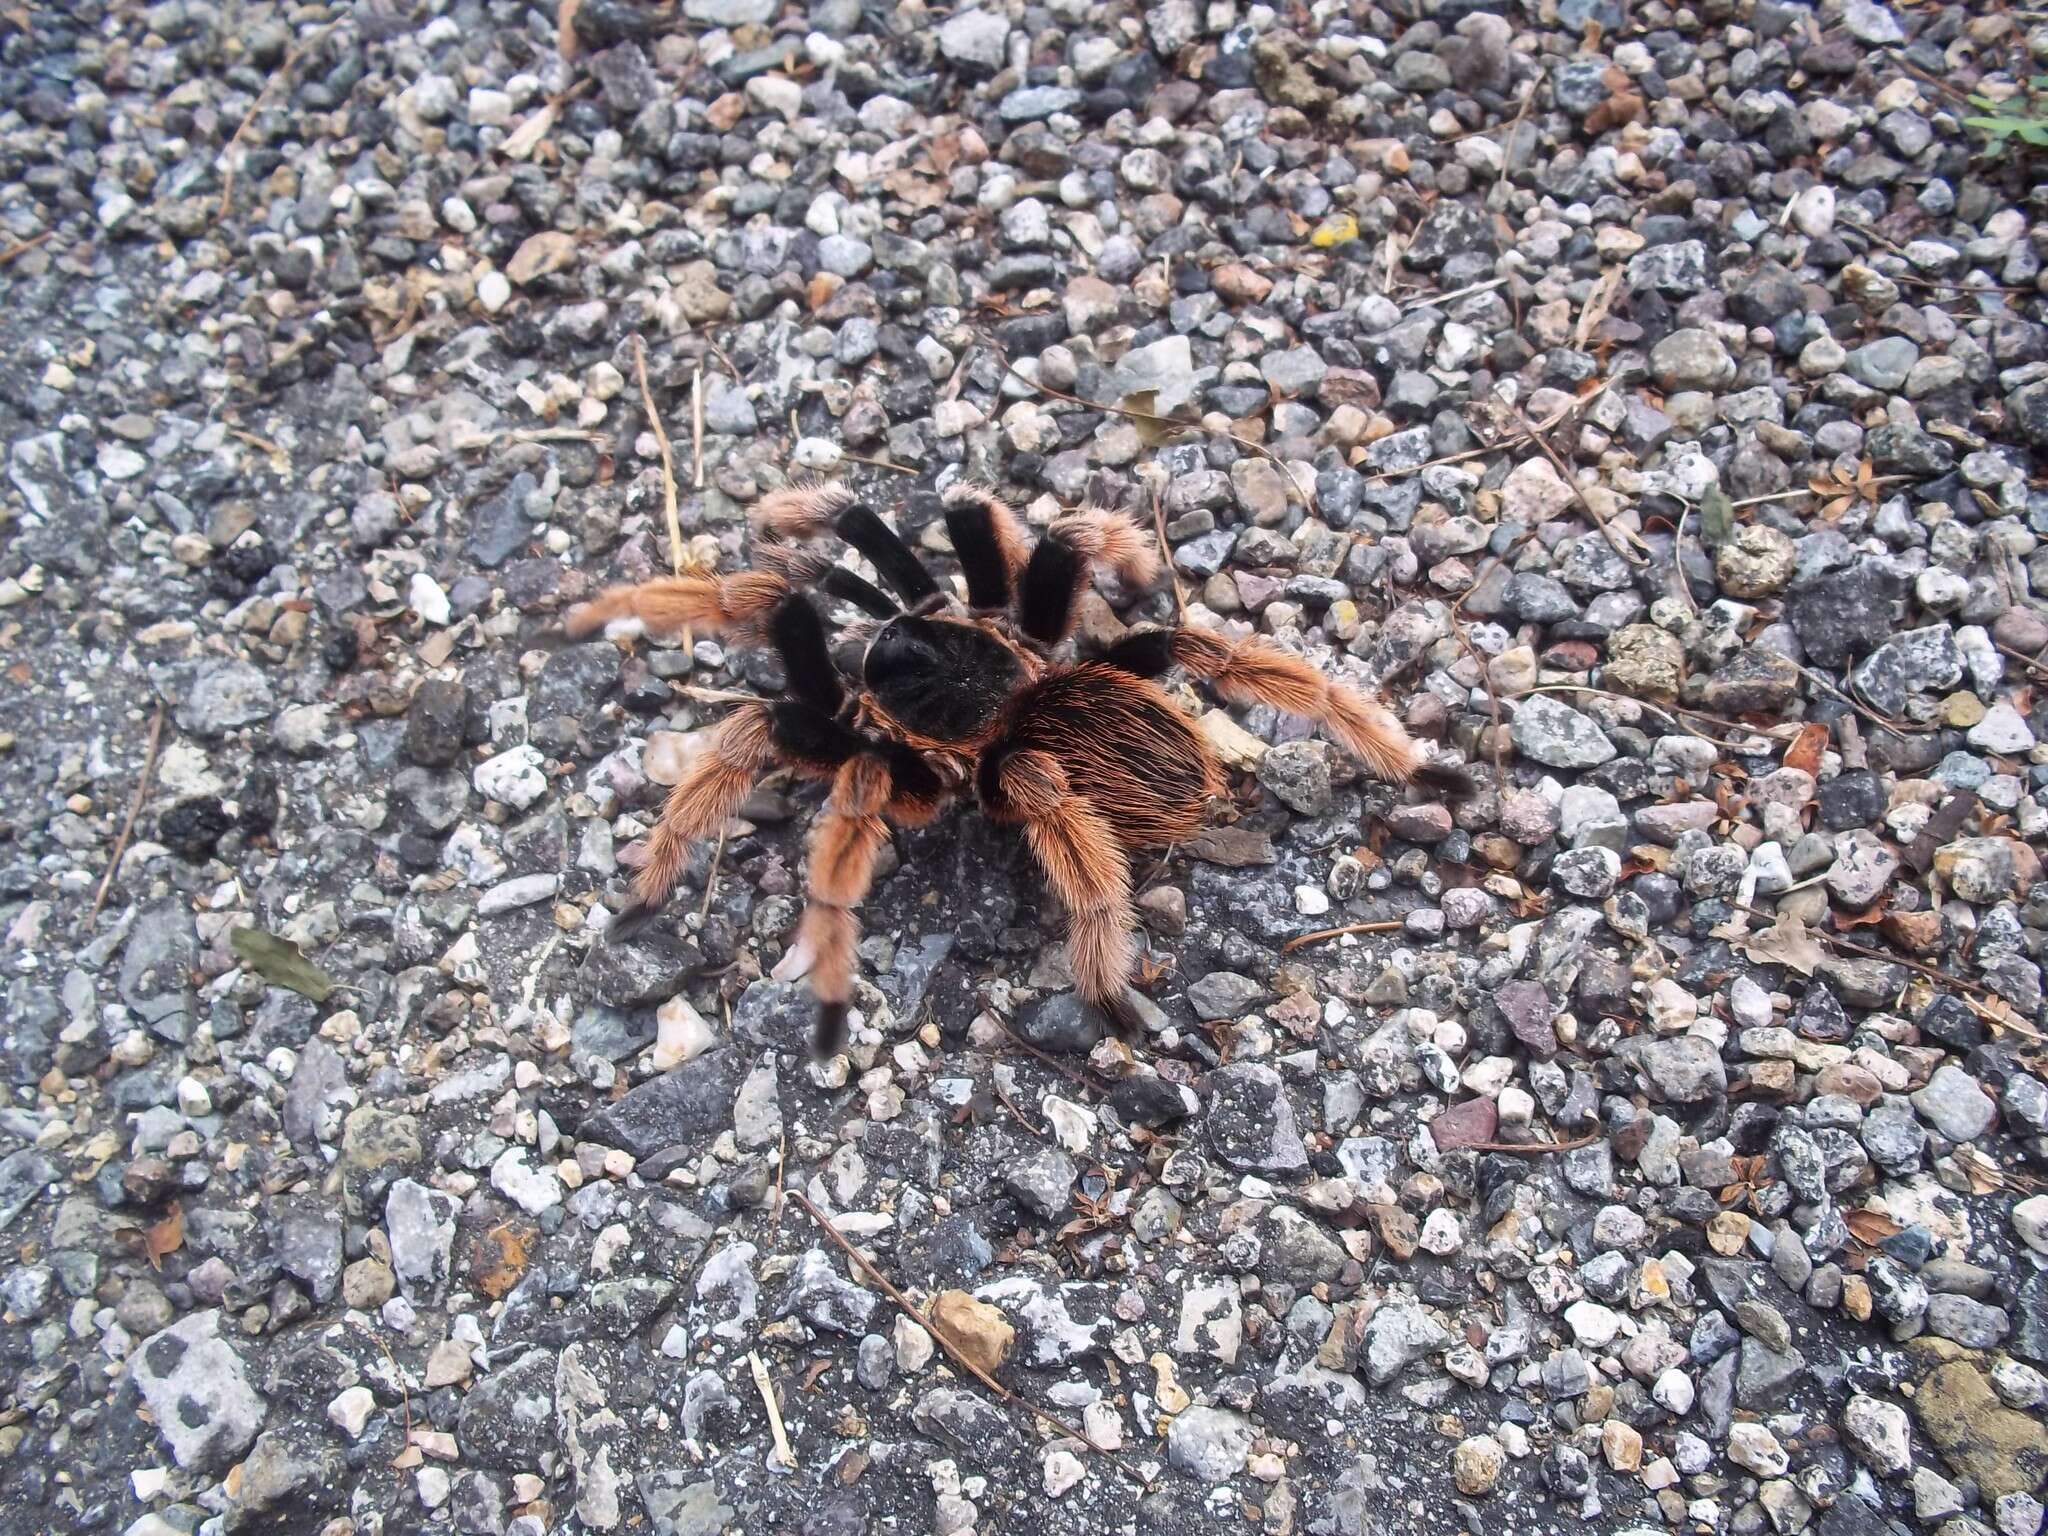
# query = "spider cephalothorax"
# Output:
<box><xmin>565</xmin><ymin>480</ymin><xmax>1471</xmax><ymax>1057</ymax></box>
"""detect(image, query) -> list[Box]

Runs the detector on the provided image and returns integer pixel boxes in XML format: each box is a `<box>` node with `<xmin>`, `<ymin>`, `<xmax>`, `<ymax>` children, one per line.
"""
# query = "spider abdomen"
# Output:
<box><xmin>982</xmin><ymin>663</ymin><xmax>1223</xmax><ymax>849</ymax></box>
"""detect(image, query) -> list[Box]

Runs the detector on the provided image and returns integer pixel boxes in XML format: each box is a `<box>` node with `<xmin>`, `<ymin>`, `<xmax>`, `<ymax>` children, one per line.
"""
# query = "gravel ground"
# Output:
<box><xmin>3</xmin><ymin>0</ymin><xmax>2048</xmax><ymax>1533</ymax></box>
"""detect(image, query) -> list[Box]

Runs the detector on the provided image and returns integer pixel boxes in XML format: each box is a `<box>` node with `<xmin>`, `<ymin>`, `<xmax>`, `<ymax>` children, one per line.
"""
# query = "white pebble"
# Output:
<box><xmin>410</xmin><ymin>571</ymin><xmax>452</xmax><ymax>626</ymax></box>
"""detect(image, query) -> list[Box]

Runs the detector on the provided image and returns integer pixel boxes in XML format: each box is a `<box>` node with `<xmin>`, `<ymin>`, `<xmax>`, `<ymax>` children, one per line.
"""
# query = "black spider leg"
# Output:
<box><xmin>1017</xmin><ymin>528</ymin><xmax>1084</xmax><ymax>646</ymax></box>
<box><xmin>768</xmin><ymin>700</ymin><xmax>944</xmax><ymax>806</ymax></box>
<box><xmin>943</xmin><ymin>499</ymin><xmax>1014</xmax><ymax>612</ymax></box>
<box><xmin>818</xmin><ymin>566</ymin><xmax>899</xmax><ymax>620</ymax></box>
<box><xmin>834</xmin><ymin>501</ymin><xmax>942</xmax><ymax>608</ymax></box>
<box><xmin>766</xmin><ymin>592</ymin><xmax>844</xmax><ymax>715</ymax></box>
<box><xmin>1097</xmin><ymin>628</ymin><xmax>1178</xmax><ymax>677</ymax></box>
<box><xmin>757</xmin><ymin>542</ymin><xmax>903</xmax><ymax>624</ymax></box>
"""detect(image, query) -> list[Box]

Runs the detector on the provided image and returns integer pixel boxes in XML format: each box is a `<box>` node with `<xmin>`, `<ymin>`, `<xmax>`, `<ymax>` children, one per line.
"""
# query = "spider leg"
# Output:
<box><xmin>776</xmin><ymin>739</ymin><xmax>949</xmax><ymax>1056</ymax></box>
<box><xmin>778</xmin><ymin>754</ymin><xmax>894</xmax><ymax>1058</ymax></box>
<box><xmin>941</xmin><ymin>482</ymin><xmax>1031</xmax><ymax>612</ymax></box>
<box><xmin>610</xmin><ymin>703</ymin><xmax>778</xmax><ymax>939</ymax></box>
<box><xmin>1101</xmin><ymin>626</ymin><xmax>1474</xmax><ymax>799</ymax></box>
<box><xmin>569</xmin><ymin>565</ymin><xmax>854</xmax><ymax>715</ymax></box>
<box><xmin>612</xmin><ymin>698</ymin><xmax>904</xmax><ymax>938</ymax></box>
<box><xmin>987</xmin><ymin>748</ymin><xmax>1144</xmax><ymax>1041</ymax></box>
<box><xmin>751</xmin><ymin>482</ymin><xmax>940</xmax><ymax>609</ymax></box>
<box><xmin>765</xmin><ymin>590</ymin><xmax>843</xmax><ymax>714</ymax></box>
<box><xmin>1016</xmin><ymin>503</ymin><xmax>1159</xmax><ymax>646</ymax></box>
<box><xmin>564</xmin><ymin>571</ymin><xmax>789</xmax><ymax>644</ymax></box>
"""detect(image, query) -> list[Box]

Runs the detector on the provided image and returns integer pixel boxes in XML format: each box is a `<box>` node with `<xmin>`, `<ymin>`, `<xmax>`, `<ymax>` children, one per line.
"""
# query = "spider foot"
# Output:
<box><xmin>1094</xmin><ymin>987</ymin><xmax>1146</xmax><ymax>1044</ymax></box>
<box><xmin>812</xmin><ymin>1001</ymin><xmax>850</xmax><ymax>1059</ymax></box>
<box><xmin>606</xmin><ymin>899</ymin><xmax>665</xmax><ymax>943</ymax></box>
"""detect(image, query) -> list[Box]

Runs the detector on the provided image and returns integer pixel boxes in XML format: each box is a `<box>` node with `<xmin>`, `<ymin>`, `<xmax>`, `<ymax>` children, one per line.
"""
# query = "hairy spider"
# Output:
<box><xmin>565</xmin><ymin>481</ymin><xmax>1471</xmax><ymax>1057</ymax></box>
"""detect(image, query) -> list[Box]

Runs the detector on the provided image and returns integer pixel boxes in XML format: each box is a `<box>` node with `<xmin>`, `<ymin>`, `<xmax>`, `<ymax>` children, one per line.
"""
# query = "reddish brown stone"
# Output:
<box><xmin>1430</xmin><ymin>1096</ymin><xmax>1499</xmax><ymax>1152</ymax></box>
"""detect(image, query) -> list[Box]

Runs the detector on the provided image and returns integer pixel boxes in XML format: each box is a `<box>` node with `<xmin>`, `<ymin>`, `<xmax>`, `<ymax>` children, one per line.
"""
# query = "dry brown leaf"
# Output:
<box><xmin>881</xmin><ymin>169</ymin><xmax>946</xmax><ymax>209</ymax></box>
<box><xmin>1783</xmin><ymin>721</ymin><xmax>1828</xmax><ymax>778</ymax></box>
<box><xmin>73</xmin><ymin>1128</ymin><xmax>121</xmax><ymax>1179</ymax></box>
<box><xmin>1969</xmin><ymin>994</ymin><xmax>2047</xmax><ymax>1045</ymax></box>
<box><xmin>1950</xmin><ymin>1145</ymin><xmax>2006</xmax><ymax>1196</ymax></box>
<box><xmin>926</xmin><ymin>130</ymin><xmax>961</xmax><ymax>175</ymax></box>
<box><xmin>507</xmin><ymin>230</ymin><xmax>577</xmax><ymax>286</ymax></box>
<box><xmin>1725</xmin><ymin>911</ymin><xmax>1825</xmax><ymax>976</ymax></box>
<box><xmin>1809</xmin><ymin>459</ymin><xmax>1881</xmax><ymax>522</ymax></box>
<box><xmin>144</xmin><ymin>1204</ymin><xmax>185</xmax><ymax>1270</ymax></box>
<box><xmin>231</xmin><ymin>926</ymin><xmax>338</xmax><ymax>1001</ymax></box>
<box><xmin>1573</xmin><ymin>265</ymin><xmax>1623</xmax><ymax>349</ymax></box>
<box><xmin>419</xmin><ymin>626</ymin><xmax>458</xmax><ymax>669</ymax></box>
<box><xmin>1836</xmin><ymin>902</ymin><xmax>1888</xmax><ymax>930</ymax></box>
<box><xmin>802</xmin><ymin>1359</ymin><xmax>833</xmax><ymax>1393</ymax></box>
<box><xmin>557</xmin><ymin>0</ymin><xmax>581</xmax><ymax>59</ymax></box>
<box><xmin>500</xmin><ymin>102</ymin><xmax>560</xmax><ymax>161</ymax></box>
<box><xmin>1844</xmin><ymin>1209</ymin><xmax>1903</xmax><ymax>1247</ymax></box>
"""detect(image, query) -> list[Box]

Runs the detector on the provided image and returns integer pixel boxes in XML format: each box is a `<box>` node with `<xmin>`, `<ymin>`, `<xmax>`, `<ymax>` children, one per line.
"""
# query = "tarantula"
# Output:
<box><xmin>565</xmin><ymin>481</ymin><xmax>1470</xmax><ymax>1057</ymax></box>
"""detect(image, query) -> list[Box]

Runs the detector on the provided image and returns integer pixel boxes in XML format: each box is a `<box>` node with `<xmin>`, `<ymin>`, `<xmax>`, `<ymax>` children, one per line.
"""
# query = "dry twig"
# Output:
<box><xmin>339</xmin><ymin>1318</ymin><xmax>414</xmax><ymax>1475</ymax></box>
<box><xmin>1668</xmin><ymin>501</ymin><xmax>1699</xmax><ymax>615</ymax></box>
<box><xmin>1450</xmin><ymin>1131</ymin><xmax>1604</xmax><ymax>1156</ymax></box>
<box><xmin>1364</xmin><ymin>380</ymin><xmax>1612</xmax><ymax>490</ymax></box>
<box><xmin>632</xmin><ymin>337</ymin><xmax>687</xmax><ymax>578</ymax></box>
<box><xmin>1728</xmin><ymin>901</ymin><xmax>1998</xmax><ymax>999</ymax></box>
<box><xmin>698</xmin><ymin>826</ymin><xmax>728</xmax><ymax>922</ymax></box>
<box><xmin>680</xmin><ymin>684</ymin><xmax>766</xmax><ymax>707</ymax></box>
<box><xmin>1280</xmin><ymin>919</ymin><xmax>1406</xmax><ymax>953</ymax></box>
<box><xmin>997</xmin><ymin>351</ymin><xmax>1313</xmax><ymax>508</ymax></box>
<box><xmin>691</xmin><ymin>365</ymin><xmax>705</xmax><ymax>490</ymax></box>
<box><xmin>1444</xmin><ymin>610</ymin><xmax>1507</xmax><ymax>778</ymax></box>
<box><xmin>1150</xmin><ymin>482</ymin><xmax>1186</xmax><ymax>623</ymax></box>
<box><xmin>0</xmin><ymin>231</ymin><xmax>52</xmax><ymax>268</ymax></box>
<box><xmin>991</xmin><ymin>1017</ymin><xmax>1109</xmax><ymax>1097</ymax></box>
<box><xmin>1489</xmin><ymin>394</ymin><xmax>1649</xmax><ymax>565</ymax></box>
<box><xmin>1519</xmin><ymin>684</ymin><xmax>1759</xmax><ymax>750</ymax></box>
<box><xmin>1995</xmin><ymin>639</ymin><xmax>2048</xmax><ymax>678</ymax></box>
<box><xmin>89</xmin><ymin>702</ymin><xmax>167</xmax><ymax>920</ymax></box>
<box><xmin>748</xmin><ymin>1350</ymin><xmax>797</xmax><ymax>1470</ymax></box>
<box><xmin>1792</xmin><ymin>662</ymin><xmax>1932</xmax><ymax>737</ymax></box>
<box><xmin>788</xmin><ymin>1190</ymin><xmax>1144</xmax><ymax>1486</ymax></box>
<box><xmin>1400</xmin><ymin>275</ymin><xmax>1510</xmax><ymax>310</ymax></box>
<box><xmin>218</xmin><ymin>22</ymin><xmax>340</xmax><ymax>221</ymax></box>
<box><xmin>840</xmin><ymin>451</ymin><xmax>919</xmax><ymax>474</ymax></box>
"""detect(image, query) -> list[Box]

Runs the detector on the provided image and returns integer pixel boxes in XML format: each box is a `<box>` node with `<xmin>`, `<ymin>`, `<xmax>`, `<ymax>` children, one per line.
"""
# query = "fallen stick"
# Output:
<box><xmin>1280</xmin><ymin>919</ymin><xmax>1406</xmax><ymax>954</ymax></box>
<box><xmin>632</xmin><ymin>337</ymin><xmax>687</xmax><ymax>578</ymax></box>
<box><xmin>787</xmin><ymin>1190</ymin><xmax>1146</xmax><ymax>1487</ymax></box>
<box><xmin>0</xmin><ymin>231</ymin><xmax>52</xmax><ymax>267</ymax></box>
<box><xmin>691</xmin><ymin>365</ymin><xmax>705</xmax><ymax>489</ymax></box>
<box><xmin>995</xmin><ymin>349</ymin><xmax>1314</xmax><ymax>508</ymax></box>
<box><xmin>747</xmin><ymin>1350</ymin><xmax>797</xmax><ymax>1470</ymax></box>
<box><xmin>218</xmin><ymin>21</ymin><xmax>340</xmax><ymax>221</ymax></box>
<box><xmin>698</xmin><ymin>826</ymin><xmax>727</xmax><ymax>921</ymax></box>
<box><xmin>1150</xmin><ymin>483</ymin><xmax>1185</xmax><ymax>623</ymax></box>
<box><xmin>1447</xmin><ymin>1131</ymin><xmax>1604</xmax><ymax>1156</ymax></box>
<box><xmin>1728</xmin><ymin>900</ymin><xmax>1996</xmax><ymax>998</ymax></box>
<box><xmin>989</xmin><ymin>1018</ymin><xmax>1109</xmax><ymax>1097</ymax></box>
<box><xmin>89</xmin><ymin>702</ymin><xmax>167</xmax><ymax>920</ymax></box>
